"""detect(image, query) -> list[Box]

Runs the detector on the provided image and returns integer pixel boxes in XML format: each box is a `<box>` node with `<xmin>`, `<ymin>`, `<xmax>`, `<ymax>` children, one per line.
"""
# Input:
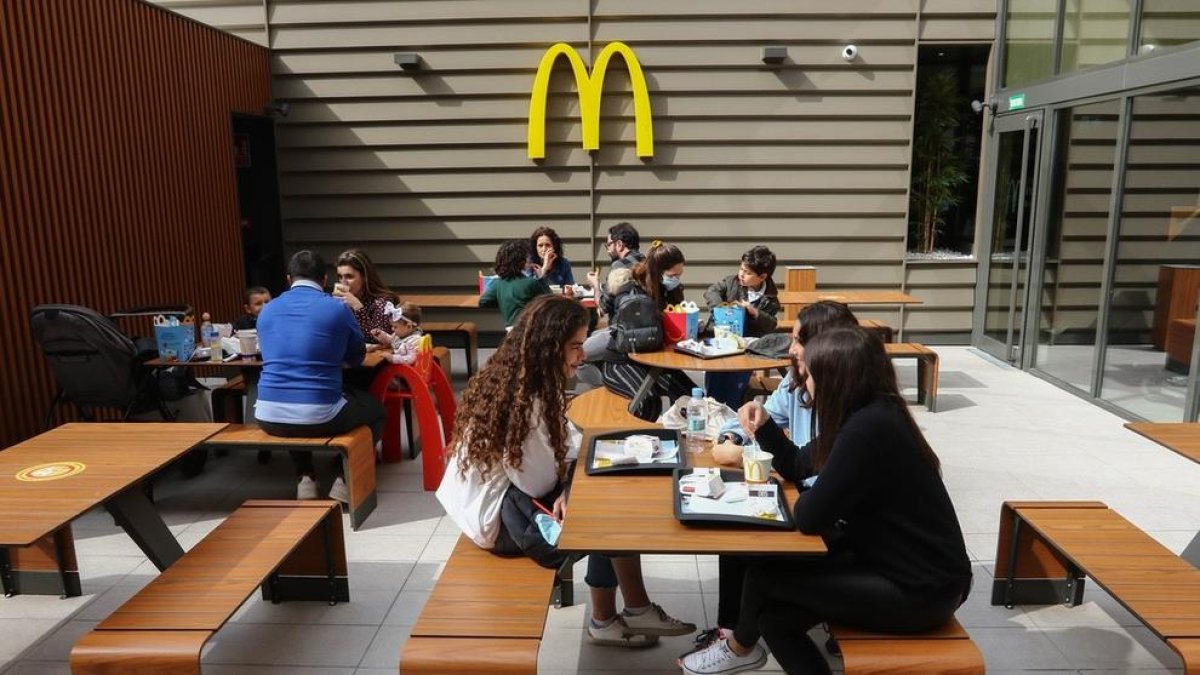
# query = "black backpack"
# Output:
<box><xmin>610</xmin><ymin>290</ymin><xmax>663</xmax><ymax>353</ymax></box>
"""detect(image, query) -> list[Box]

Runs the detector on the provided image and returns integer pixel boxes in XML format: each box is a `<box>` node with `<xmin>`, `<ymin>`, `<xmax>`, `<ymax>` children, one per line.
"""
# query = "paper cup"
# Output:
<box><xmin>742</xmin><ymin>449</ymin><xmax>774</xmax><ymax>483</ymax></box>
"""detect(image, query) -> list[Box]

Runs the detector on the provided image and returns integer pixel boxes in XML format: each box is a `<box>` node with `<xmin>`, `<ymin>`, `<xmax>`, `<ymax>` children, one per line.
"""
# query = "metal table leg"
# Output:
<box><xmin>626</xmin><ymin>367</ymin><xmax>661</xmax><ymax>415</ymax></box>
<box><xmin>105</xmin><ymin>485</ymin><xmax>185</xmax><ymax>571</ymax></box>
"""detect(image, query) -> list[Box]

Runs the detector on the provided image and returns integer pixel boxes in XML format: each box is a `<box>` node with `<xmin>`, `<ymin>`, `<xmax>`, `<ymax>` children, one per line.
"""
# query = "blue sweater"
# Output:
<box><xmin>257</xmin><ymin>283</ymin><xmax>365</xmax><ymax>406</ymax></box>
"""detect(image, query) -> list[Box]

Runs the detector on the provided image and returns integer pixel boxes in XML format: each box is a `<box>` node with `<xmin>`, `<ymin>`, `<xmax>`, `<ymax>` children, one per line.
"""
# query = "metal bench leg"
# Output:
<box><xmin>626</xmin><ymin>368</ymin><xmax>661</xmax><ymax>416</ymax></box>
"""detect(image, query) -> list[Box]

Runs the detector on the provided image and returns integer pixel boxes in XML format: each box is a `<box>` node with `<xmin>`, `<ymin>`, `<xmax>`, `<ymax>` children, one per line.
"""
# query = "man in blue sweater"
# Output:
<box><xmin>255</xmin><ymin>250</ymin><xmax>386</xmax><ymax>501</ymax></box>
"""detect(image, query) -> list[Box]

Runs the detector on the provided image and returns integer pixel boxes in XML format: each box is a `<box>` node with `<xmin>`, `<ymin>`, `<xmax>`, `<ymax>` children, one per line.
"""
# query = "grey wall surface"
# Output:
<box><xmin>152</xmin><ymin>0</ymin><xmax>996</xmax><ymax>338</ymax></box>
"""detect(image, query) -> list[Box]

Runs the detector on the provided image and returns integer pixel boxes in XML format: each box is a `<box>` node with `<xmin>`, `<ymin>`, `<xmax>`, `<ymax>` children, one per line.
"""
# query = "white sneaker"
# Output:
<box><xmin>586</xmin><ymin>616</ymin><xmax>659</xmax><ymax>648</ymax></box>
<box><xmin>680</xmin><ymin>638</ymin><xmax>767</xmax><ymax>675</ymax></box>
<box><xmin>622</xmin><ymin>603</ymin><xmax>697</xmax><ymax>637</ymax></box>
<box><xmin>296</xmin><ymin>475</ymin><xmax>319</xmax><ymax>500</ymax></box>
<box><xmin>328</xmin><ymin>476</ymin><xmax>349</xmax><ymax>504</ymax></box>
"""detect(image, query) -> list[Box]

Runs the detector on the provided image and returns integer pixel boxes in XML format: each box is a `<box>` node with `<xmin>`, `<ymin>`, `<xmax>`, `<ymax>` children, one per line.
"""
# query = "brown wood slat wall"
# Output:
<box><xmin>152</xmin><ymin>0</ymin><xmax>994</xmax><ymax>336</ymax></box>
<box><xmin>0</xmin><ymin>0</ymin><xmax>272</xmax><ymax>448</ymax></box>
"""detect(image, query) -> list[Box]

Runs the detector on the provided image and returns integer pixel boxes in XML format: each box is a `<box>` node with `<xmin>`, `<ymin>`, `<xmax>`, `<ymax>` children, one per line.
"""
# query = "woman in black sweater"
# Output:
<box><xmin>681</xmin><ymin>327</ymin><xmax>971</xmax><ymax>675</ymax></box>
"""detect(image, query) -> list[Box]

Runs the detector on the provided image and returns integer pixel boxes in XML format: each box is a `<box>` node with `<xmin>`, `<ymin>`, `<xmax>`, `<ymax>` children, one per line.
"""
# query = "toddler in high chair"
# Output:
<box><xmin>370</xmin><ymin>301</ymin><xmax>423</xmax><ymax>365</ymax></box>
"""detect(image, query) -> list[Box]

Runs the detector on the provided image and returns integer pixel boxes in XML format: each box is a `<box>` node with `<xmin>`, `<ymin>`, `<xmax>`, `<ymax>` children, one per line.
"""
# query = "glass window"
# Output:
<box><xmin>1059</xmin><ymin>0</ymin><xmax>1131</xmax><ymax>73</ymax></box>
<box><xmin>1101</xmin><ymin>86</ymin><xmax>1200</xmax><ymax>421</ymax></box>
<box><xmin>1035</xmin><ymin>99</ymin><xmax>1122</xmax><ymax>392</ymax></box>
<box><xmin>1004</xmin><ymin>0</ymin><xmax>1058</xmax><ymax>88</ymax></box>
<box><xmin>1139</xmin><ymin>0</ymin><xmax>1200</xmax><ymax>54</ymax></box>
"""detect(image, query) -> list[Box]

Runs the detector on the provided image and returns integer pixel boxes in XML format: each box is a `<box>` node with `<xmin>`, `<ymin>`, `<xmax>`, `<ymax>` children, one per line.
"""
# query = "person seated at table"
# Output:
<box><xmin>370</xmin><ymin>301</ymin><xmax>424</xmax><ymax>365</ymax></box>
<box><xmin>692</xmin><ymin>301</ymin><xmax>860</xmax><ymax>657</ymax></box>
<box><xmin>438</xmin><ymin>295</ymin><xmax>697</xmax><ymax>647</ymax></box>
<box><xmin>333</xmin><ymin>248</ymin><xmax>399</xmax><ymax>344</ymax></box>
<box><xmin>255</xmin><ymin>250</ymin><xmax>387</xmax><ymax>502</ymax></box>
<box><xmin>594</xmin><ymin>221</ymin><xmax>646</xmax><ymax>318</ymax></box>
<box><xmin>480</xmin><ymin>239</ymin><xmax>551</xmax><ymax>327</ymax></box>
<box><xmin>702</xmin><ymin>246</ymin><xmax>782</xmax><ymax>408</ymax></box>
<box><xmin>233</xmin><ymin>286</ymin><xmax>271</xmax><ymax>332</ymax></box>
<box><xmin>527</xmin><ymin>225</ymin><xmax>576</xmax><ymax>288</ymax></box>
<box><xmin>680</xmin><ymin>326</ymin><xmax>971</xmax><ymax>675</ymax></box>
<box><xmin>598</xmin><ymin>241</ymin><xmax>695</xmax><ymax>421</ymax></box>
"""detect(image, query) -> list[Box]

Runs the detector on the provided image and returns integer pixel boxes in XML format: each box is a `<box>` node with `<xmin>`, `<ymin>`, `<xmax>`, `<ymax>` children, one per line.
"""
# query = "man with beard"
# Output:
<box><xmin>591</xmin><ymin>222</ymin><xmax>646</xmax><ymax>318</ymax></box>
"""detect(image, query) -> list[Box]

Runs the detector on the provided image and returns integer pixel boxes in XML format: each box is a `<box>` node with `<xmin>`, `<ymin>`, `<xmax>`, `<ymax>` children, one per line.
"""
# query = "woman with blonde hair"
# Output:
<box><xmin>438</xmin><ymin>295</ymin><xmax>696</xmax><ymax>647</ymax></box>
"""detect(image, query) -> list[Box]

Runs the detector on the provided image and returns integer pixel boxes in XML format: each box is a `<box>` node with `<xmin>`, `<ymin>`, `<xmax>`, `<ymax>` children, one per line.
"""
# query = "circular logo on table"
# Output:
<box><xmin>15</xmin><ymin>461</ymin><xmax>87</xmax><ymax>482</ymax></box>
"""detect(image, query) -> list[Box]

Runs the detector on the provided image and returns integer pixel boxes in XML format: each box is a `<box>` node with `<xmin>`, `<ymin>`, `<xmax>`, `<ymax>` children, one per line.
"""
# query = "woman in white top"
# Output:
<box><xmin>438</xmin><ymin>295</ymin><xmax>695</xmax><ymax>647</ymax></box>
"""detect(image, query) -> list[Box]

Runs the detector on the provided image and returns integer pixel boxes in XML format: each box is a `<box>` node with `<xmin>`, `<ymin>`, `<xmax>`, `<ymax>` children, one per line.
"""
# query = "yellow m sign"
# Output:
<box><xmin>527</xmin><ymin>41</ymin><xmax>654</xmax><ymax>160</ymax></box>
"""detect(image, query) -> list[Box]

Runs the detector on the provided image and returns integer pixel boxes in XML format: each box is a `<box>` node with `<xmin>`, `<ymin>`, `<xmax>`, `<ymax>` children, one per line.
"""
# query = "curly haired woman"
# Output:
<box><xmin>437</xmin><ymin>295</ymin><xmax>696</xmax><ymax>647</ymax></box>
<box><xmin>480</xmin><ymin>239</ymin><xmax>552</xmax><ymax>327</ymax></box>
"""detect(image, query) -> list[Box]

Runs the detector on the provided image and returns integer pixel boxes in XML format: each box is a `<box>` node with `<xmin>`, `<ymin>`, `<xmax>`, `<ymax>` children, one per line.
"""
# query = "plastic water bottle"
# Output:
<box><xmin>686</xmin><ymin>387</ymin><xmax>707</xmax><ymax>454</ymax></box>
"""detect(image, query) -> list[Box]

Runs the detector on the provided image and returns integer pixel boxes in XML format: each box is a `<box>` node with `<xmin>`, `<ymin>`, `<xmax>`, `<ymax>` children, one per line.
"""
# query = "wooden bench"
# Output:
<box><xmin>885</xmin><ymin>343</ymin><xmax>939</xmax><ymax>412</ymax></box>
<box><xmin>400</xmin><ymin>536</ymin><xmax>560</xmax><ymax>674</ymax></box>
<box><xmin>830</xmin><ymin>618</ymin><xmax>984</xmax><ymax>674</ymax></box>
<box><xmin>993</xmin><ymin>501</ymin><xmax>1200</xmax><ymax>672</ymax></box>
<box><xmin>71</xmin><ymin>500</ymin><xmax>348</xmax><ymax>675</ymax></box>
<box><xmin>775</xmin><ymin>318</ymin><xmax>895</xmax><ymax>343</ymax></box>
<box><xmin>567</xmin><ymin>386</ymin><xmax>659</xmax><ymax>431</ymax></box>
<box><xmin>202</xmin><ymin>424</ymin><xmax>377</xmax><ymax>530</ymax></box>
<box><xmin>424</xmin><ymin>321</ymin><xmax>478</xmax><ymax>376</ymax></box>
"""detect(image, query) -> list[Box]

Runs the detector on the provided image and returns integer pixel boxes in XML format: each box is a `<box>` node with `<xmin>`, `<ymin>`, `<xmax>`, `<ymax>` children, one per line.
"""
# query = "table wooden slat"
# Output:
<box><xmin>1125</xmin><ymin>422</ymin><xmax>1200</xmax><ymax>464</ymax></box>
<box><xmin>778</xmin><ymin>290</ymin><xmax>922</xmax><ymax>306</ymax></box>
<box><xmin>629</xmin><ymin>350</ymin><xmax>790</xmax><ymax>373</ymax></box>
<box><xmin>559</xmin><ymin>441</ymin><xmax>825</xmax><ymax>556</ymax></box>
<box><xmin>0</xmin><ymin>423</ymin><xmax>226</xmax><ymax>546</ymax></box>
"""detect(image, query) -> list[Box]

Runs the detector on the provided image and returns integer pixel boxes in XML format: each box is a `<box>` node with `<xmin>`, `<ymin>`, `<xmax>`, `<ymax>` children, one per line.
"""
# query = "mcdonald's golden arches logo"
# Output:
<box><xmin>528</xmin><ymin>41</ymin><xmax>654</xmax><ymax>160</ymax></box>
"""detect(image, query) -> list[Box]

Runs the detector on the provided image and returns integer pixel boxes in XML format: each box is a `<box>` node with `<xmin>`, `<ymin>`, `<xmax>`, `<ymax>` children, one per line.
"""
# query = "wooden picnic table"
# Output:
<box><xmin>558</xmin><ymin>434</ymin><xmax>825</xmax><ymax>556</ymax></box>
<box><xmin>622</xmin><ymin>348</ymin><xmax>790</xmax><ymax>414</ymax></box>
<box><xmin>777</xmin><ymin>290</ymin><xmax>923</xmax><ymax>307</ymax></box>
<box><xmin>0</xmin><ymin>422</ymin><xmax>226</xmax><ymax>596</ymax></box>
<box><xmin>1125</xmin><ymin>422</ymin><xmax>1200</xmax><ymax>464</ymax></box>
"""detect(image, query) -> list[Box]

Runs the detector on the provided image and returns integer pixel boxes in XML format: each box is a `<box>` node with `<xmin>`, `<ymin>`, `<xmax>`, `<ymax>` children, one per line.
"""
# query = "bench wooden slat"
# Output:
<box><xmin>97</xmin><ymin>503</ymin><xmax>336</xmax><ymax>631</ymax></box>
<box><xmin>72</xmin><ymin>630</ymin><xmax>208</xmax><ymax>675</ymax></box>
<box><xmin>401</xmin><ymin>637</ymin><xmax>540</xmax><ymax>675</ymax></box>
<box><xmin>411</xmin><ymin>537</ymin><xmax>556</xmax><ymax>640</ymax></box>
<box><xmin>204</xmin><ymin>425</ymin><xmax>330</xmax><ymax>446</ymax></box>
<box><xmin>838</xmin><ymin>637</ymin><xmax>985</xmax><ymax>675</ymax></box>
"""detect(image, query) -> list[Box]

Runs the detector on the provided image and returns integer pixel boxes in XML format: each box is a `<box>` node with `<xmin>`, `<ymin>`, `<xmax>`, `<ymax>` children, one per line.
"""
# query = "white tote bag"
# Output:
<box><xmin>435</xmin><ymin>449</ymin><xmax>511</xmax><ymax>549</ymax></box>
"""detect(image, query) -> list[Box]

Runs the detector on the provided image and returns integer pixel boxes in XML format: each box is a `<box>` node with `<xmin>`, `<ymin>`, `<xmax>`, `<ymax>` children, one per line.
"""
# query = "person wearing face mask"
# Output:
<box><xmin>598</xmin><ymin>241</ymin><xmax>695</xmax><ymax>420</ymax></box>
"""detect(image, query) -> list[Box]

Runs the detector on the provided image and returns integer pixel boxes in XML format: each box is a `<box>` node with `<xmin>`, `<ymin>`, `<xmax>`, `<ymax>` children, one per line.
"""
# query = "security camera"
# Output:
<box><xmin>971</xmin><ymin>99</ymin><xmax>984</xmax><ymax>114</ymax></box>
<box><xmin>841</xmin><ymin>45</ymin><xmax>858</xmax><ymax>62</ymax></box>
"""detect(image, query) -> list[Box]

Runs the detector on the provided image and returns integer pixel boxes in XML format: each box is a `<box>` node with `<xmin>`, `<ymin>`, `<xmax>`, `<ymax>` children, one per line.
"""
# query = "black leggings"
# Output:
<box><xmin>601</xmin><ymin>360</ymin><xmax>694</xmax><ymax>421</ymax></box>
<box><xmin>735</xmin><ymin>553</ymin><xmax>966</xmax><ymax>674</ymax></box>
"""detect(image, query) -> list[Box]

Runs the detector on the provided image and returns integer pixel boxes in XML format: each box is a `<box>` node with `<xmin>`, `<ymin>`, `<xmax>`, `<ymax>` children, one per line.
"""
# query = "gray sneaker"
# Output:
<box><xmin>586</xmin><ymin>616</ymin><xmax>659</xmax><ymax>648</ymax></box>
<box><xmin>622</xmin><ymin>603</ymin><xmax>696</xmax><ymax>637</ymax></box>
<box><xmin>328</xmin><ymin>476</ymin><xmax>349</xmax><ymax>504</ymax></box>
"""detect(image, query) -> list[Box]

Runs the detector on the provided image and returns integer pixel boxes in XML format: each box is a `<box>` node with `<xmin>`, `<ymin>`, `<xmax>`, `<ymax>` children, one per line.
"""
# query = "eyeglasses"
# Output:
<box><xmin>604</xmin><ymin>240</ymin><xmax>617</xmax><ymax>248</ymax></box>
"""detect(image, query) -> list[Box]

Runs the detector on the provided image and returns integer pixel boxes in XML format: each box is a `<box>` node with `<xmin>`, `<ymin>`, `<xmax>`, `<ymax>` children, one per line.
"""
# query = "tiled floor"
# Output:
<box><xmin>2</xmin><ymin>346</ymin><xmax>1197</xmax><ymax>674</ymax></box>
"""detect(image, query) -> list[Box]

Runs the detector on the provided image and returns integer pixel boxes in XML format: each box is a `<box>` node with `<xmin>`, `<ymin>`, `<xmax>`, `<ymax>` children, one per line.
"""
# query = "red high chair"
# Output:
<box><xmin>368</xmin><ymin>350</ymin><xmax>456</xmax><ymax>491</ymax></box>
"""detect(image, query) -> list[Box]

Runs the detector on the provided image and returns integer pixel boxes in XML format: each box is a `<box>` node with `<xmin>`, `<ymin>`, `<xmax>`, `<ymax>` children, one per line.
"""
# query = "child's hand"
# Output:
<box><xmin>370</xmin><ymin>328</ymin><xmax>392</xmax><ymax>343</ymax></box>
<box><xmin>739</xmin><ymin>300</ymin><xmax>759</xmax><ymax>318</ymax></box>
<box><xmin>586</xmin><ymin>269</ymin><xmax>599</xmax><ymax>289</ymax></box>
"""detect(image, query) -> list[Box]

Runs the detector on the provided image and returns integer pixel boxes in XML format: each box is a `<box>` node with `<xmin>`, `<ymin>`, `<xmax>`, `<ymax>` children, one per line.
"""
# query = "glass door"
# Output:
<box><xmin>977</xmin><ymin>112</ymin><xmax>1044</xmax><ymax>363</ymax></box>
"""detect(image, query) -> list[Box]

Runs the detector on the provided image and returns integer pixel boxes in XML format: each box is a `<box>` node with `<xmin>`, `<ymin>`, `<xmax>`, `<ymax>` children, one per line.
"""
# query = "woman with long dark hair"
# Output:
<box><xmin>480</xmin><ymin>239</ymin><xmax>552</xmax><ymax>327</ymax></box>
<box><xmin>334</xmin><ymin>248</ymin><xmax>399</xmax><ymax>343</ymax></box>
<box><xmin>438</xmin><ymin>295</ymin><xmax>695</xmax><ymax>647</ymax></box>
<box><xmin>599</xmin><ymin>241</ymin><xmax>695</xmax><ymax>420</ymax></box>
<box><xmin>681</xmin><ymin>327</ymin><xmax>971</xmax><ymax>675</ymax></box>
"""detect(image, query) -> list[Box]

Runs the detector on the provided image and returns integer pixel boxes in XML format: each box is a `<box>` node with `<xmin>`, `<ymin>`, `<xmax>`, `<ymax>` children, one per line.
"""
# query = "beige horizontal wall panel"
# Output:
<box><xmin>272</xmin><ymin>44</ymin><xmax>918</xmax><ymax>75</ymax></box>
<box><xmin>272</xmin><ymin>69</ymin><xmax>915</xmax><ymax>100</ymax></box>
<box><xmin>593</xmin><ymin>0</ymin><xmax>917</xmax><ymax>16</ymax></box>
<box><xmin>1128</xmin><ymin>145</ymin><xmax>1200</xmax><ymax>163</ymax></box>
<box><xmin>152</xmin><ymin>2</ymin><xmax>264</xmax><ymax>29</ymax></box>
<box><xmin>662</xmin><ymin>240</ymin><xmax>906</xmax><ymax>263</ymax></box>
<box><xmin>595</xmin><ymin>216</ymin><xmax>905</xmax><ymax>240</ymax></box>
<box><xmin>1069</xmin><ymin>168</ymin><xmax>1200</xmax><ymax>190</ymax></box>
<box><xmin>920</xmin><ymin>0</ymin><xmax>997</xmax><ymax>15</ymax></box>
<box><xmin>594</xmin><ymin>168</ymin><xmax>910</xmax><ymax>192</ymax></box>
<box><xmin>283</xmin><ymin>194</ymin><xmax>589</xmax><ymax>219</ymax></box>
<box><xmin>272</xmin><ymin>23</ymin><xmax>587</xmax><ymax>50</ymax></box>
<box><xmin>278</xmin><ymin>146</ymin><xmax>589</xmax><ymax>170</ymax></box>
<box><xmin>280</xmin><ymin>170</ymin><xmax>590</xmax><ymax>196</ymax></box>
<box><xmin>277</xmin><ymin>94</ymin><xmax>914</xmax><ymax>125</ymax></box>
<box><xmin>919</xmin><ymin>18</ymin><xmax>996</xmax><ymax>41</ymax></box>
<box><xmin>594</xmin><ymin>193</ymin><xmax>907</xmax><ymax>215</ymax></box>
<box><xmin>593</xmin><ymin>19</ymin><xmax>919</xmax><ymax>42</ymax></box>
<box><xmin>905</xmin><ymin>262</ymin><xmax>978</xmax><ymax>285</ymax></box>
<box><xmin>286</xmin><ymin>218</ymin><xmax>591</xmax><ymax>243</ymax></box>
<box><xmin>903</xmin><ymin>310</ymin><xmax>973</xmax><ymax>332</ymax></box>
<box><xmin>595</xmin><ymin>143</ymin><xmax>912</xmax><ymax>168</ymax></box>
<box><xmin>275</xmin><ymin>117</ymin><xmax>913</xmax><ymax>151</ymax></box>
<box><xmin>899</xmin><ymin>286</ymin><xmax>977</xmax><ymax>305</ymax></box>
<box><xmin>268</xmin><ymin>0</ymin><xmax>584</xmax><ymax>25</ymax></box>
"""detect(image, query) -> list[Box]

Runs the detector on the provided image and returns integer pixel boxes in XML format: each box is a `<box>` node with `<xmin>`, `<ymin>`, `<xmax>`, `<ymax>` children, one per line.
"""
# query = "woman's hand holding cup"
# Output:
<box><xmin>738</xmin><ymin>401</ymin><xmax>769</xmax><ymax>438</ymax></box>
